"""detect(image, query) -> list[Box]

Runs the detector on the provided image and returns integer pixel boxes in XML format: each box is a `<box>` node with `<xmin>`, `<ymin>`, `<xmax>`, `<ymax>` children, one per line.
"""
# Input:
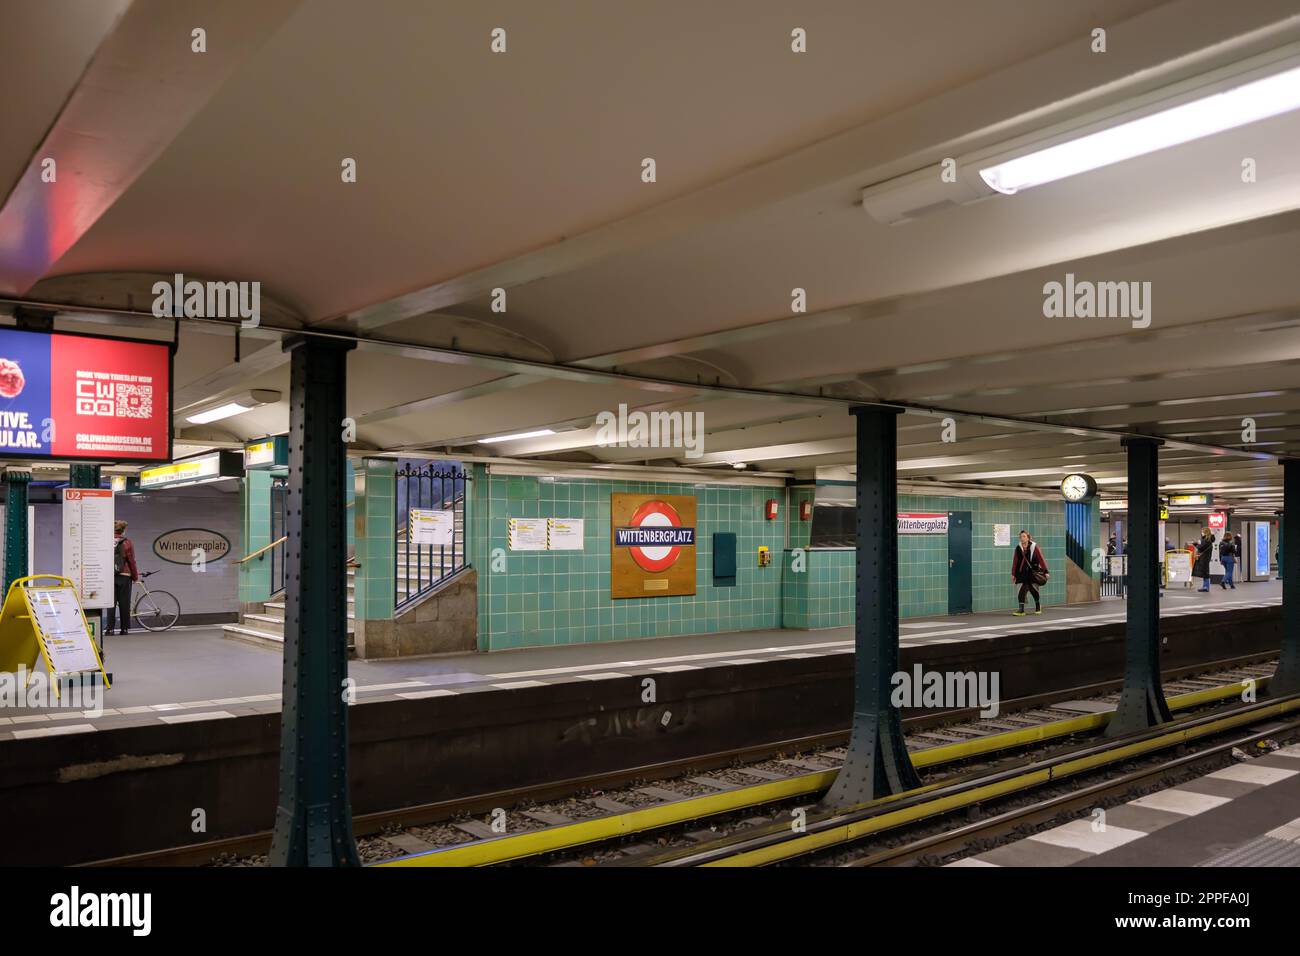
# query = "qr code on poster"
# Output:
<box><xmin>114</xmin><ymin>384</ymin><xmax>153</xmax><ymax>419</ymax></box>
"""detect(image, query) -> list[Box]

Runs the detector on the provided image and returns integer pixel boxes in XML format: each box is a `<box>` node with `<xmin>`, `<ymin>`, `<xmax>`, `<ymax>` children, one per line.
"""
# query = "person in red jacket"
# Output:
<box><xmin>107</xmin><ymin>520</ymin><xmax>139</xmax><ymax>635</ymax></box>
<box><xmin>1011</xmin><ymin>529</ymin><xmax>1049</xmax><ymax>616</ymax></box>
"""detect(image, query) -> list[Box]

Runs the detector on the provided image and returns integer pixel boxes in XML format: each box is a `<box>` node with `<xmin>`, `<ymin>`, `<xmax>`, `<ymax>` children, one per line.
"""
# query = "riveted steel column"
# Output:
<box><xmin>1270</xmin><ymin>460</ymin><xmax>1300</xmax><ymax>696</ymax></box>
<box><xmin>1106</xmin><ymin>436</ymin><xmax>1172</xmax><ymax>736</ymax></box>
<box><xmin>69</xmin><ymin>465</ymin><xmax>101</xmax><ymax>489</ymax></box>
<box><xmin>3</xmin><ymin>469</ymin><xmax>32</xmax><ymax>595</ymax></box>
<box><xmin>268</xmin><ymin>335</ymin><xmax>359</xmax><ymax>867</ymax></box>
<box><xmin>822</xmin><ymin>405</ymin><xmax>919</xmax><ymax>807</ymax></box>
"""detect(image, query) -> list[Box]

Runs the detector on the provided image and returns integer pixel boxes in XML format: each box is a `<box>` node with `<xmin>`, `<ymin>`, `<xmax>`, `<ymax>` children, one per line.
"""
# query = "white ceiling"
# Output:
<box><xmin>3</xmin><ymin>0</ymin><xmax>1300</xmax><ymax>511</ymax></box>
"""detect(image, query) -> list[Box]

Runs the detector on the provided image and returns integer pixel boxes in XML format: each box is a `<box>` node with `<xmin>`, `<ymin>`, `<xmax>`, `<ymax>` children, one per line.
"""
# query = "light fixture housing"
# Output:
<box><xmin>863</xmin><ymin>45</ymin><xmax>1300</xmax><ymax>223</ymax></box>
<box><xmin>979</xmin><ymin>62</ymin><xmax>1300</xmax><ymax>194</ymax></box>
<box><xmin>183</xmin><ymin>390</ymin><xmax>280</xmax><ymax>425</ymax></box>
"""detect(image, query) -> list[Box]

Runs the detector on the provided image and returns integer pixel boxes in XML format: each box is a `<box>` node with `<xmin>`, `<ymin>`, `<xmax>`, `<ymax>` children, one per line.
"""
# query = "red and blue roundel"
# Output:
<box><xmin>615</xmin><ymin>500</ymin><xmax>695</xmax><ymax>573</ymax></box>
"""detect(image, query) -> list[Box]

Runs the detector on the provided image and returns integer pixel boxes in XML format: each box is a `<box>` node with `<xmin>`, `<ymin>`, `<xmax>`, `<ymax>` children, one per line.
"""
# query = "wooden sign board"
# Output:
<box><xmin>611</xmin><ymin>493</ymin><xmax>696</xmax><ymax>599</ymax></box>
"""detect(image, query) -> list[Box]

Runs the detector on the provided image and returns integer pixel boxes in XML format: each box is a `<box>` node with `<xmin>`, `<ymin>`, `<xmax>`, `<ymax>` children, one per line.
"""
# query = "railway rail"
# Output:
<box><xmin>86</xmin><ymin>654</ymin><xmax>1277</xmax><ymax>867</ymax></box>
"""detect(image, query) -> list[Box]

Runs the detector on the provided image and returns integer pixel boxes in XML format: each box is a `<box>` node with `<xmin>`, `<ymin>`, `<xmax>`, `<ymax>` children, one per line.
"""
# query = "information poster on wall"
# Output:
<box><xmin>61</xmin><ymin>488</ymin><xmax>115</xmax><ymax>609</ymax></box>
<box><xmin>409</xmin><ymin>509</ymin><xmax>454</xmax><ymax>546</ymax></box>
<box><xmin>24</xmin><ymin>585</ymin><xmax>107</xmax><ymax>687</ymax></box>
<box><xmin>993</xmin><ymin>524</ymin><xmax>1011</xmax><ymax>547</ymax></box>
<box><xmin>611</xmin><ymin>494</ymin><xmax>696</xmax><ymax>599</ymax></box>
<box><xmin>507</xmin><ymin>517</ymin><xmax>548</xmax><ymax>551</ymax></box>
<box><xmin>547</xmin><ymin>518</ymin><xmax>584</xmax><ymax>550</ymax></box>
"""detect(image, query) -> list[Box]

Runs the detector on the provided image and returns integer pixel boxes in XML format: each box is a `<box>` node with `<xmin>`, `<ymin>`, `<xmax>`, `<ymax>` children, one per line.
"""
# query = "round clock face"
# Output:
<box><xmin>1061</xmin><ymin>473</ymin><xmax>1094</xmax><ymax>501</ymax></box>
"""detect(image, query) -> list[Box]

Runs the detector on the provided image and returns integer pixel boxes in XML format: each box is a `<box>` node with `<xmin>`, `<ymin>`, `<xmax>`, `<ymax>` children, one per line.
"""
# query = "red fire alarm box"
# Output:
<box><xmin>800</xmin><ymin>500</ymin><xmax>812</xmax><ymax>521</ymax></box>
<box><xmin>765</xmin><ymin>499</ymin><xmax>779</xmax><ymax>520</ymax></box>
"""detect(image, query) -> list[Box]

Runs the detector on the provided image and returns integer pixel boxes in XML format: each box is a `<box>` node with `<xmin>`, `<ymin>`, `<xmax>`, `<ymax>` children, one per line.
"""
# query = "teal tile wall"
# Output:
<box><xmin>783</xmin><ymin>494</ymin><xmax>1073</xmax><ymax>629</ymax></box>
<box><xmin>474</xmin><ymin>476</ymin><xmax>785</xmax><ymax>650</ymax></box>
<box><xmin>787</xmin><ymin>487</ymin><xmax>816</xmax><ymax>550</ymax></box>
<box><xmin>782</xmin><ymin>548</ymin><xmax>854</xmax><ymax>628</ymax></box>
<box><xmin>353</xmin><ymin>459</ymin><xmax>395</xmax><ymax>621</ymax></box>
<box><xmin>238</xmin><ymin>470</ymin><xmax>273</xmax><ymax>603</ymax></box>
<box><xmin>900</xmin><ymin>494</ymin><xmax>1067</xmax><ymax>614</ymax></box>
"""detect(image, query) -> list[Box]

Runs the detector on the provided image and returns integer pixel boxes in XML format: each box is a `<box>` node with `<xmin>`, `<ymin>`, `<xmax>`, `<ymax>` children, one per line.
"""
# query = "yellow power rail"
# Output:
<box><xmin>708</xmin><ymin>691</ymin><xmax>1300</xmax><ymax>867</ymax></box>
<box><xmin>379</xmin><ymin>675</ymin><xmax>1268</xmax><ymax>868</ymax></box>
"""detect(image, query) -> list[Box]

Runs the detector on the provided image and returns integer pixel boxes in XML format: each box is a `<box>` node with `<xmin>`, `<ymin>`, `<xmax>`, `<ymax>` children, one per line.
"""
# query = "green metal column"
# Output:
<box><xmin>3</xmin><ymin>469</ymin><xmax>32</xmax><ymax>595</ymax></box>
<box><xmin>822</xmin><ymin>406</ymin><xmax>919</xmax><ymax>807</ymax></box>
<box><xmin>1270</xmin><ymin>461</ymin><xmax>1300</xmax><ymax>696</ymax></box>
<box><xmin>268</xmin><ymin>335</ymin><xmax>359</xmax><ymax>867</ymax></box>
<box><xmin>69</xmin><ymin>465</ymin><xmax>101</xmax><ymax>489</ymax></box>
<box><xmin>1106</xmin><ymin>436</ymin><xmax>1172</xmax><ymax>736</ymax></box>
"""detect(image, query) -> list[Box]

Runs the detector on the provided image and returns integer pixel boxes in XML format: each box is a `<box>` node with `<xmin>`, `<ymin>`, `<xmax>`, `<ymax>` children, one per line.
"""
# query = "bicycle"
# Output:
<box><xmin>132</xmin><ymin>570</ymin><xmax>181</xmax><ymax>632</ymax></box>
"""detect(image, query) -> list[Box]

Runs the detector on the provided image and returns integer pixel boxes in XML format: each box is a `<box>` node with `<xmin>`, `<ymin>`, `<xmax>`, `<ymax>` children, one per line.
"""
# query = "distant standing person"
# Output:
<box><xmin>1011</xmin><ymin>530</ymin><xmax>1049</xmax><ymax>616</ymax></box>
<box><xmin>1219</xmin><ymin>531</ymin><xmax>1238</xmax><ymax>589</ymax></box>
<box><xmin>1193</xmin><ymin>527</ymin><xmax>1214</xmax><ymax>593</ymax></box>
<box><xmin>107</xmin><ymin>520</ymin><xmax>139</xmax><ymax>634</ymax></box>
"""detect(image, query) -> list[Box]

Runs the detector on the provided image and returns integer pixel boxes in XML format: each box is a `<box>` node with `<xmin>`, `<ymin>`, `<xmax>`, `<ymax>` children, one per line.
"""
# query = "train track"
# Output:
<box><xmin>86</xmin><ymin>653</ymin><xmax>1277</xmax><ymax>867</ymax></box>
<box><xmin>647</xmin><ymin>697</ymin><xmax>1300</xmax><ymax>867</ymax></box>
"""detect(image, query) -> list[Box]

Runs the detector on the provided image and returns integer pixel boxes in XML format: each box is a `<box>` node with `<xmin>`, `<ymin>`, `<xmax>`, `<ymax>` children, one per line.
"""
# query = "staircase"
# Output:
<box><xmin>223</xmin><ymin>507</ymin><xmax>465</xmax><ymax>656</ymax></box>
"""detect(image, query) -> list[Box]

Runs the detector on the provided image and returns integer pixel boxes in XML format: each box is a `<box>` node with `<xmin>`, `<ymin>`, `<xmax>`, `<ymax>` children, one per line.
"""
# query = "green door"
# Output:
<box><xmin>948</xmin><ymin>511</ymin><xmax>972</xmax><ymax>615</ymax></box>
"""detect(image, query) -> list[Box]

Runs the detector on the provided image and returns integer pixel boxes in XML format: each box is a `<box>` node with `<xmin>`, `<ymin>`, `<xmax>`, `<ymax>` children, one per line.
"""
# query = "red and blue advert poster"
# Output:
<box><xmin>0</xmin><ymin>328</ymin><xmax>170</xmax><ymax>462</ymax></box>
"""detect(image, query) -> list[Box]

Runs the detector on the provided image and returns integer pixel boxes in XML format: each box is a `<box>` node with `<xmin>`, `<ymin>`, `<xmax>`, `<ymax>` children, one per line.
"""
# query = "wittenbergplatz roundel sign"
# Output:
<box><xmin>611</xmin><ymin>493</ymin><xmax>697</xmax><ymax>598</ymax></box>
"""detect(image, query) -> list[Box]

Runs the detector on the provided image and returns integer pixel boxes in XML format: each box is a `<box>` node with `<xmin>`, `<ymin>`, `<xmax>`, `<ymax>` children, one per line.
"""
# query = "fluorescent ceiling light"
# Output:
<box><xmin>183</xmin><ymin>390</ymin><xmax>280</xmax><ymax>425</ymax></box>
<box><xmin>187</xmin><ymin>402</ymin><xmax>254</xmax><ymax>425</ymax></box>
<box><xmin>479</xmin><ymin>429</ymin><xmax>556</xmax><ymax>444</ymax></box>
<box><xmin>980</xmin><ymin>63</ymin><xmax>1300</xmax><ymax>194</ymax></box>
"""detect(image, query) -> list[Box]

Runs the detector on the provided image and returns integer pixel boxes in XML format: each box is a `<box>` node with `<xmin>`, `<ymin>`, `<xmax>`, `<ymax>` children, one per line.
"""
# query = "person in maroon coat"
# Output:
<box><xmin>1011</xmin><ymin>529</ymin><xmax>1049</xmax><ymax>616</ymax></box>
<box><xmin>107</xmin><ymin>519</ymin><xmax>139</xmax><ymax>634</ymax></box>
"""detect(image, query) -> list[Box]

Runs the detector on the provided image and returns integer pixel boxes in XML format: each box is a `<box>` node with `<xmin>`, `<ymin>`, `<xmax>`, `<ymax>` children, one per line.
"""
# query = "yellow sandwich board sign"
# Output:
<box><xmin>0</xmin><ymin>575</ymin><xmax>109</xmax><ymax>697</ymax></box>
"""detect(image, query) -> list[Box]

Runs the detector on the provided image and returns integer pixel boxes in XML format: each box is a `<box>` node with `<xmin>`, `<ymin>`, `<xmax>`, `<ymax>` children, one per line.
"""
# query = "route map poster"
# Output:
<box><xmin>0</xmin><ymin>327</ymin><xmax>171</xmax><ymax>463</ymax></box>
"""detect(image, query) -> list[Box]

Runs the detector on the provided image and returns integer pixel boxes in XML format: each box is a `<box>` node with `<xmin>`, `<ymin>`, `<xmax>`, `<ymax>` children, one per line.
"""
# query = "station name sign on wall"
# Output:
<box><xmin>897</xmin><ymin>512</ymin><xmax>949</xmax><ymax>534</ymax></box>
<box><xmin>153</xmin><ymin>529</ymin><xmax>231</xmax><ymax>565</ymax></box>
<box><xmin>0</xmin><ymin>327</ymin><xmax>171</xmax><ymax>463</ymax></box>
<box><xmin>611</xmin><ymin>494</ymin><xmax>696</xmax><ymax>598</ymax></box>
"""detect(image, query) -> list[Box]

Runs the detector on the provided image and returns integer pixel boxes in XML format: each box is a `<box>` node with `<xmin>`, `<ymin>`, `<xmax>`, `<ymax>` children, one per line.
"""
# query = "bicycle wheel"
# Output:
<box><xmin>133</xmin><ymin>589</ymin><xmax>181</xmax><ymax>631</ymax></box>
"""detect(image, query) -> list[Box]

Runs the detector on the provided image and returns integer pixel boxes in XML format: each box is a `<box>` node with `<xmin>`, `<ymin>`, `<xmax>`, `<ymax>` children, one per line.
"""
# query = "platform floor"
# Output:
<box><xmin>949</xmin><ymin>741</ymin><xmax>1300</xmax><ymax>867</ymax></box>
<box><xmin>0</xmin><ymin>579</ymin><xmax>1281</xmax><ymax>738</ymax></box>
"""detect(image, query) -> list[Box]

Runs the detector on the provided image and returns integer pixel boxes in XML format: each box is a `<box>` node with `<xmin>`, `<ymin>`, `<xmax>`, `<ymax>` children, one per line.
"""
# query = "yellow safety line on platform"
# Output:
<box><xmin>377</xmin><ymin>676</ymin><xmax>1266</xmax><ymax>868</ymax></box>
<box><xmin>708</xmin><ymin>694</ymin><xmax>1297</xmax><ymax>867</ymax></box>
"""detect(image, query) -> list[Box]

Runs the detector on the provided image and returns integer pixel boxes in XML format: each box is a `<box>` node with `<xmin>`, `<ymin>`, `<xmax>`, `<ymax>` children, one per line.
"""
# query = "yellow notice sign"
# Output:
<box><xmin>0</xmin><ymin>575</ymin><xmax>109</xmax><ymax>696</ymax></box>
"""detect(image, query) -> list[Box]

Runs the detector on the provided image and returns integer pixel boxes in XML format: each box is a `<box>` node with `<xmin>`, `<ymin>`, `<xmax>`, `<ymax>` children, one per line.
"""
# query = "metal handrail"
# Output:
<box><xmin>236</xmin><ymin>536</ymin><xmax>287</xmax><ymax>564</ymax></box>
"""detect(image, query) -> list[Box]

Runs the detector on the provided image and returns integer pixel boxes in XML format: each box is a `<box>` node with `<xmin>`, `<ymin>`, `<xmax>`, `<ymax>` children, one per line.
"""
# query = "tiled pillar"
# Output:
<box><xmin>352</xmin><ymin>458</ymin><xmax>396</xmax><ymax>656</ymax></box>
<box><xmin>239</xmin><ymin>470</ymin><xmax>274</xmax><ymax>610</ymax></box>
<box><xmin>470</xmin><ymin>463</ymin><xmax>492</xmax><ymax>650</ymax></box>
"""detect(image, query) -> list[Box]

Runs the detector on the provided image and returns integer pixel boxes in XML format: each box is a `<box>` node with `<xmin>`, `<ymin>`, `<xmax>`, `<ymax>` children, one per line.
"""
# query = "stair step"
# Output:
<box><xmin>232</xmin><ymin>618</ymin><xmax>356</xmax><ymax>634</ymax></box>
<box><xmin>224</xmin><ymin>623</ymin><xmax>356</xmax><ymax>657</ymax></box>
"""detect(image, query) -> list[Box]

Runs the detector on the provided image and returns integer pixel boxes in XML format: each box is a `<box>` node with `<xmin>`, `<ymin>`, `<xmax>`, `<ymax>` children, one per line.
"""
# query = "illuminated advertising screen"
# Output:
<box><xmin>0</xmin><ymin>327</ymin><xmax>171</xmax><ymax>463</ymax></box>
<box><xmin>1255</xmin><ymin>523</ymin><xmax>1270</xmax><ymax>577</ymax></box>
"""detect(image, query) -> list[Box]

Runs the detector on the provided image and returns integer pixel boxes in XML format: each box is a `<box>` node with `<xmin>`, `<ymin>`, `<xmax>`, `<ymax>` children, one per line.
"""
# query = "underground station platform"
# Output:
<box><xmin>0</xmin><ymin>582</ymin><xmax>1287</xmax><ymax>866</ymax></box>
<box><xmin>9</xmin><ymin>0</ymin><xmax>1300</xmax><ymax>940</ymax></box>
